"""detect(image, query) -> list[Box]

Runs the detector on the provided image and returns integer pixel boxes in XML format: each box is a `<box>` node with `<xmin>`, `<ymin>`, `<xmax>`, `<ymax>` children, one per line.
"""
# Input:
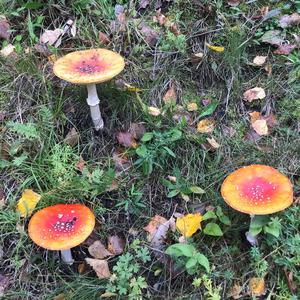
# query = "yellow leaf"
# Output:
<box><xmin>252</xmin><ymin>119</ymin><xmax>269</xmax><ymax>136</ymax></box>
<box><xmin>206</xmin><ymin>43</ymin><xmax>225</xmax><ymax>52</ymax></box>
<box><xmin>124</xmin><ymin>82</ymin><xmax>142</xmax><ymax>92</ymax></box>
<box><xmin>176</xmin><ymin>213</ymin><xmax>202</xmax><ymax>237</ymax></box>
<box><xmin>197</xmin><ymin>118</ymin><xmax>215</xmax><ymax>133</ymax></box>
<box><xmin>148</xmin><ymin>106</ymin><xmax>161</xmax><ymax>116</ymax></box>
<box><xmin>187</xmin><ymin>102</ymin><xmax>198</xmax><ymax>112</ymax></box>
<box><xmin>249</xmin><ymin>277</ymin><xmax>265</xmax><ymax>296</ymax></box>
<box><xmin>16</xmin><ymin>189</ymin><xmax>41</xmax><ymax>217</ymax></box>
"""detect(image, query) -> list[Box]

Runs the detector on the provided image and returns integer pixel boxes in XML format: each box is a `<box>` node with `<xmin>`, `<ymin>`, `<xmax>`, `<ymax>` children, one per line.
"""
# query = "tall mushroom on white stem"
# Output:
<box><xmin>53</xmin><ymin>49</ymin><xmax>125</xmax><ymax>130</ymax></box>
<box><xmin>28</xmin><ymin>203</ymin><xmax>95</xmax><ymax>265</ymax></box>
<box><xmin>221</xmin><ymin>165</ymin><xmax>293</xmax><ymax>245</ymax></box>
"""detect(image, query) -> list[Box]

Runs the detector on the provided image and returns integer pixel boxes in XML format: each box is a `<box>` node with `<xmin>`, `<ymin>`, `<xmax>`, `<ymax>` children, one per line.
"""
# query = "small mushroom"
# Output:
<box><xmin>28</xmin><ymin>203</ymin><xmax>95</xmax><ymax>264</ymax></box>
<box><xmin>221</xmin><ymin>165</ymin><xmax>293</xmax><ymax>243</ymax></box>
<box><xmin>53</xmin><ymin>49</ymin><xmax>125</xmax><ymax>130</ymax></box>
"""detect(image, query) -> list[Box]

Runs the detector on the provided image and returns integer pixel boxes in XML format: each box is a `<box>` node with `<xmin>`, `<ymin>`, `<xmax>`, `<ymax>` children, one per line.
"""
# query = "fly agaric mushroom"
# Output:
<box><xmin>53</xmin><ymin>49</ymin><xmax>125</xmax><ymax>130</ymax></box>
<box><xmin>221</xmin><ymin>165</ymin><xmax>293</xmax><ymax>242</ymax></box>
<box><xmin>28</xmin><ymin>203</ymin><xmax>95</xmax><ymax>264</ymax></box>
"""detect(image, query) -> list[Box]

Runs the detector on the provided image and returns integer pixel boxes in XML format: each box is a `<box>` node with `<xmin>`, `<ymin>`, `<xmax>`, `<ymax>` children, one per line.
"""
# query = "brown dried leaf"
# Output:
<box><xmin>116</xmin><ymin>131</ymin><xmax>137</xmax><ymax>148</ymax></box>
<box><xmin>228</xmin><ymin>284</ymin><xmax>243</xmax><ymax>299</ymax></box>
<box><xmin>140</xmin><ymin>24</ymin><xmax>159</xmax><ymax>47</ymax></box>
<box><xmin>227</xmin><ymin>0</ymin><xmax>240</xmax><ymax>7</ymax></box>
<box><xmin>53</xmin><ymin>293</ymin><xmax>65</xmax><ymax>300</ymax></box>
<box><xmin>0</xmin><ymin>44</ymin><xmax>15</xmax><ymax>57</ymax></box>
<box><xmin>144</xmin><ymin>215</ymin><xmax>168</xmax><ymax>236</ymax></box>
<box><xmin>243</xmin><ymin>87</ymin><xmax>266</xmax><ymax>102</ymax></box>
<box><xmin>252</xmin><ymin>119</ymin><xmax>269</xmax><ymax>136</ymax></box>
<box><xmin>279</xmin><ymin>13</ymin><xmax>300</xmax><ymax>28</ymax></box>
<box><xmin>274</xmin><ymin>44</ymin><xmax>297</xmax><ymax>55</ymax></box>
<box><xmin>187</xmin><ymin>103</ymin><xmax>198</xmax><ymax>112</ymax></box>
<box><xmin>0</xmin><ymin>16</ymin><xmax>10</xmax><ymax>40</ymax></box>
<box><xmin>129</xmin><ymin>123</ymin><xmax>146</xmax><ymax>140</ymax></box>
<box><xmin>163</xmin><ymin>84</ymin><xmax>176</xmax><ymax>105</ymax></box>
<box><xmin>75</xmin><ymin>157</ymin><xmax>86</xmax><ymax>172</ymax></box>
<box><xmin>78</xmin><ymin>262</ymin><xmax>86</xmax><ymax>274</ymax></box>
<box><xmin>206</xmin><ymin>137</ymin><xmax>221</xmax><ymax>149</ymax></box>
<box><xmin>0</xmin><ymin>274</ymin><xmax>9</xmax><ymax>297</ymax></box>
<box><xmin>107</xmin><ymin>235</ymin><xmax>125</xmax><ymax>255</ymax></box>
<box><xmin>253</xmin><ymin>55</ymin><xmax>267</xmax><ymax>66</ymax></box>
<box><xmin>148</xmin><ymin>106</ymin><xmax>161</xmax><ymax>116</ymax></box>
<box><xmin>34</xmin><ymin>43</ymin><xmax>51</xmax><ymax>56</ymax></box>
<box><xmin>40</xmin><ymin>29</ymin><xmax>63</xmax><ymax>46</ymax></box>
<box><xmin>64</xmin><ymin>127</ymin><xmax>80</xmax><ymax>146</ymax></box>
<box><xmin>112</xmin><ymin>148</ymin><xmax>129</xmax><ymax>170</ymax></box>
<box><xmin>85</xmin><ymin>258</ymin><xmax>111</xmax><ymax>279</ymax></box>
<box><xmin>170</xmin><ymin>23</ymin><xmax>180</xmax><ymax>36</ymax></box>
<box><xmin>197</xmin><ymin>118</ymin><xmax>215</xmax><ymax>133</ymax></box>
<box><xmin>99</xmin><ymin>32</ymin><xmax>110</xmax><ymax>45</ymax></box>
<box><xmin>155</xmin><ymin>10</ymin><xmax>167</xmax><ymax>26</ymax></box>
<box><xmin>88</xmin><ymin>240</ymin><xmax>113</xmax><ymax>259</ymax></box>
<box><xmin>249</xmin><ymin>277</ymin><xmax>265</xmax><ymax>296</ymax></box>
<box><xmin>0</xmin><ymin>188</ymin><xmax>6</xmax><ymax>209</ymax></box>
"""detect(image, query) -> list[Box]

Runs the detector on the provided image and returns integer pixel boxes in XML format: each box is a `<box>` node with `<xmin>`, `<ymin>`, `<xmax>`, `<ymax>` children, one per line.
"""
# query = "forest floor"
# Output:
<box><xmin>0</xmin><ymin>0</ymin><xmax>300</xmax><ymax>299</ymax></box>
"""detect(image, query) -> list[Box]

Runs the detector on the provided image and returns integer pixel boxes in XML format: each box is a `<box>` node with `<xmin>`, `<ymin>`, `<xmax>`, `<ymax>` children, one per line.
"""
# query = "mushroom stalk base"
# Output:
<box><xmin>86</xmin><ymin>84</ymin><xmax>104</xmax><ymax>131</ymax></box>
<box><xmin>60</xmin><ymin>249</ymin><xmax>74</xmax><ymax>265</ymax></box>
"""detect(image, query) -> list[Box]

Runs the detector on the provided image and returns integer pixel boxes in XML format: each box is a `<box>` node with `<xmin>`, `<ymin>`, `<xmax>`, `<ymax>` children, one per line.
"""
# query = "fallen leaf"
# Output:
<box><xmin>129</xmin><ymin>123</ymin><xmax>146</xmax><ymax>140</ymax></box>
<box><xmin>228</xmin><ymin>284</ymin><xmax>243</xmax><ymax>299</ymax></box>
<box><xmin>279</xmin><ymin>13</ymin><xmax>300</xmax><ymax>28</ymax></box>
<box><xmin>187</xmin><ymin>103</ymin><xmax>198</xmax><ymax>112</ymax></box>
<box><xmin>222</xmin><ymin>125</ymin><xmax>236</xmax><ymax>138</ymax></box>
<box><xmin>176</xmin><ymin>213</ymin><xmax>202</xmax><ymax>237</ymax></box>
<box><xmin>284</xmin><ymin>269</ymin><xmax>297</xmax><ymax>293</ymax></box>
<box><xmin>144</xmin><ymin>215</ymin><xmax>168</xmax><ymax>236</ymax></box>
<box><xmin>85</xmin><ymin>258</ymin><xmax>111</xmax><ymax>279</ymax></box>
<box><xmin>88</xmin><ymin>240</ymin><xmax>113</xmax><ymax>259</ymax></box>
<box><xmin>34</xmin><ymin>43</ymin><xmax>51</xmax><ymax>56</ymax></box>
<box><xmin>261</xmin><ymin>30</ymin><xmax>285</xmax><ymax>46</ymax></box>
<box><xmin>155</xmin><ymin>9</ymin><xmax>167</xmax><ymax>26</ymax></box>
<box><xmin>167</xmin><ymin>175</ymin><xmax>177</xmax><ymax>183</ymax></box>
<box><xmin>16</xmin><ymin>189</ymin><xmax>41</xmax><ymax>217</ymax></box>
<box><xmin>253</xmin><ymin>55</ymin><xmax>267</xmax><ymax>66</ymax></box>
<box><xmin>0</xmin><ymin>188</ymin><xmax>5</xmax><ymax>209</ymax></box>
<box><xmin>274</xmin><ymin>44</ymin><xmax>297</xmax><ymax>55</ymax></box>
<box><xmin>106</xmin><ymin>179</ymin><xmax>119</xmax><ymax>192</ymax></box>
<box><xmin>0</xmin><ymin>15</ymin><xmax>10</xmax><ymax>40</ymax></box>
<box><xmin>75</xmin><ymin>157</ymin><xmax>86</xmax><ymax>172</ymax></box>
<box><xmin>197</xmin><ymin>118</ymin><xmax>215</xmax><ymax>133</ymax></box>
<box><xmin>107</xmin><ymin>235</ymin><xmax>125</xmax><ymax>255</ymax></box>
<box><xmin>170</xmin><ymin>22</ymin><xmax>180</xmax><ymax>36</ymax></box>
<box><xmin>140</xmin><ymin>0</ymin><xmax>149</xmax><ymax>8</ymax></box>
<box><xmin>191</xmin><ymin>52</ymin><xmax>204</xmax><ymax>64</ymax></box>
<box><xmin>64</xmin><ymin>127</ymin><xmax>80</xmax><ymax>146</ymax></box>
<box><xmin>40</xmin><ymin>29</ymin><xmax>63</xmax><ymax>46</ymax></box>
<box><xmin>112</xmin><ymin>148</ymin><xmax>130</xmax><ymax>170</ymax></box>
<box><xmin>206</xmin><ymin>43</ymin><xmax>225</xmax><ymax>52</ymax></box>
<box><xmin>252</xmin><ymin>119</ymin><xmax>268</xmax><ymax>136</ymax></box>
<box><xmin>116</xmin><ymin>132</ymin><xmax>137</xmax><ymax>148</ymax></box>
<box><xmin>227</xmin><ymin>0</ymin><xmax>240</xmax><ymax>7</ymax></box>
<box><xmin>100</xmin><ymin>291</ymin><xmax>118</xmax><ymax>298</ymax></box>
<box><xmin>53</xmin><ymin>293</ymin><xmax>65</xmax><ymax>300</ymax></box>
<box><xmin>163</xmin><ymin>84</ymin><xmax>176</xmax><ymax>105</ymax></box>
<box><xmin>0</xmin><ymin>44</ymin><xmax>15</xmax><ymax>57</ymax></box>
<box><xmin>140</xmin><ymin>24</ymin><xmax>159</xmax><ymax>47</ymax></box>
<box><xmin>249</xmin><ymin>111</ymin><xmax>261</xmax><ymax>123</ymax></box>
<box><xmin>148</xmin><ymin>106</ymin><xmax>161</xmax><ymax>116</ymax></box>
<box><xmin>206</xmin><ymin>137</ymin><xmax>221</xmax><ymax>149</ymax></box>
<box><xmin>243</xmin><ymin>87</ymin><xmax>266</xmax><ymax>102</ymax></box>
<box><xmin>99</xmin><ymin>32</ymin><xmax>110</xmax><ymax>45</ymax></box>
<box><xmin>249</xmin><ymin>277</ymin><xmax>265</xmax><ymax>296</ymax></box>
<box><xmin>78</xmin><ymin>262</ymin><xmax>86</xmax><ymax>274</ymax></box>
<box><xmin>0</xmin><ymin>274</ymin><xmax>9</xmax><ymax>297</ymax></box>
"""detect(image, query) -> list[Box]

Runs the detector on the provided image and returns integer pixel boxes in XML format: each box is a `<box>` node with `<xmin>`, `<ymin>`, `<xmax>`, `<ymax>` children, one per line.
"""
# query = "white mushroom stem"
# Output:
<box><xmin>60</xmin><ymin>249</ymin><xmax>74</xmax><ymax>265</ymax></box>
<box><xmin>245</xmin><ymin>214</ymin><xmax>258</xmax><ymax>246</ymax></box>
<box><xmin>86</xmin><ymin>84</ymin><xmax>104</xmax><ymax>131</ymax></box>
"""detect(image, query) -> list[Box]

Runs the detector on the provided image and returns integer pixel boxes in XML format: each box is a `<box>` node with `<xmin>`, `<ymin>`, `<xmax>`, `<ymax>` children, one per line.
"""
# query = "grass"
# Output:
<box><xmin>1</xmin><ymin>0</ymin><xmax>300</xmax><ymax>299</ymax></box>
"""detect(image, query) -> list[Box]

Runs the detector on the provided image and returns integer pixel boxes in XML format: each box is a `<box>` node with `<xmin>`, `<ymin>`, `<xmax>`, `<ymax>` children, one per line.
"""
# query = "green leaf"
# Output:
<box><xmin>163</xmin><ymin>146</ymin><xmax>176</xmax><ymax>158</ymax></box>
<box><xmin>165</xmin><ymin>243</ymin><xmax>196</xmax><ymax>257</ymax></box>
<box><xmin>170</xmin><ymin>129</ymin><xmax>182</xmax><ymax>141</ymax></box>
<box><xmin>136</xmin><ymin>145</ymin><xmax>147</xmax><ymax>157</ymax></box>
<box><xmin>203</xmin><ymin>223</ymin><xmax>223</xmax><ymax>236</ymax></box>
<box><xmin>24</xmin><ymin>2</ymin><xmax>45</xmax><ymax>9</ymax></box>
<box><xmin>199</xmin><ymin>102</ymin><xmax>218</xmax><ymax>118</ymax></box>
<box><xmin>141</xmin><ymin>132</ymin><xmax>154</xmax><ymax>142</ymax></box>
<box><xmin>185</xmin><ymin>257</ymin><xmax>198</xmax><ymax>270</ymax></box>
<box><xmin>250</xmin><ymin>215</ymin><xmax>270</xmax><ymax>229</ymax></box>
<box><xmin>202</xmin><ymin>211</ymin><xmax>217</xmax><ymax>221</ymax></box>
<box><xmin>216</xmin><ymin>207</ymin><xmax>231</xmax><ymax>225</ymax></box>
<box><xmin>249</xmin><ymin>226</ymin><xmax>262</xmax><ymax>237</ymax></box>
<box><xmin>195</xmin><ymin>253</ymin><xmax>210</xmax><ymax>273</ymax></box>
<box><xmin>189</xmin><ymin>186</ymin><xmax>205</xmax><ymax>194</ymax></box>
<box><xmin>167</xmin><ymin>190</ymin><xmax>180</xmax><ymax>198</ymax></box>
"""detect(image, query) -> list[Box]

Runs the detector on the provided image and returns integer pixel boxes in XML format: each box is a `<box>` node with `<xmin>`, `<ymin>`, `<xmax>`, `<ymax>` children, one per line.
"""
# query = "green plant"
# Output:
<box><xmin>161</xmin><ymin>167</ymin><xmax>204</xmax><ymax>201</ymax></box>
<box><xmin>115</xmin><ymin>184</ymin><xmax>146</xmax><ymax>214</ymax></box>
<box><xmin>159</xmin><ymin>31</ymin><xmax>187</xmax><ymax>53</ymax></box>
<box><xmin>250</xmin><ymin>246</ymin><xmax>269</xmax><ymax>278</ymax></box>
<box><xmin>134</xmin><ymin>128</ymin><xmax>182</xmax><ymax>175</ymax></box>
<box><xmin>165</xmin><ymin>243</ymin><xmax>210</xmax><ymax>274</ymax></box>
<box><xmin>249</xmin><ymin>215</ymin><xmax>282</xmax><ymax>238</ymax></box>
<box><xmin>192</xmin><ymin>275</ymin><xmax>222</xmax><ymax>300</ymax></box>
<box><xmin>105</xmin><ymin>240</ymin><xmax>151</xmax><ymax>299</ymax></box>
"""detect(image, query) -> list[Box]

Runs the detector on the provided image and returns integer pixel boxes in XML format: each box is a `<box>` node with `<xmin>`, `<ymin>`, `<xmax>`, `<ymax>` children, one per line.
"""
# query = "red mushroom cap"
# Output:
<box><xmin>221</xmin><ymin>165</ymin><xmax>293</xmax><ymax>215</ymax></box>
<box><xmin>28</xmin><ymin>204</ymin><xmax>95</xmax><ymax>250</ymax></box>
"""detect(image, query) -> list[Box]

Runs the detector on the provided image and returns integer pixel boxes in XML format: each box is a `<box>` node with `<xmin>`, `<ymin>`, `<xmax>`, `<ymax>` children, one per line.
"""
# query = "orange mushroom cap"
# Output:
<box><xmin>28</xmin><ymin>204</ymin><xmax>95</xmax><ymax>250</ymax></box>
<box><xmin>53</xmin><ymin>49</ymin><xmax>125</xmax><ymax>85</ymax></box>
<box><xmin>221</xmin><ymin>165</ymin><xmax>293</xmax><ymax>215</ymax></box>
